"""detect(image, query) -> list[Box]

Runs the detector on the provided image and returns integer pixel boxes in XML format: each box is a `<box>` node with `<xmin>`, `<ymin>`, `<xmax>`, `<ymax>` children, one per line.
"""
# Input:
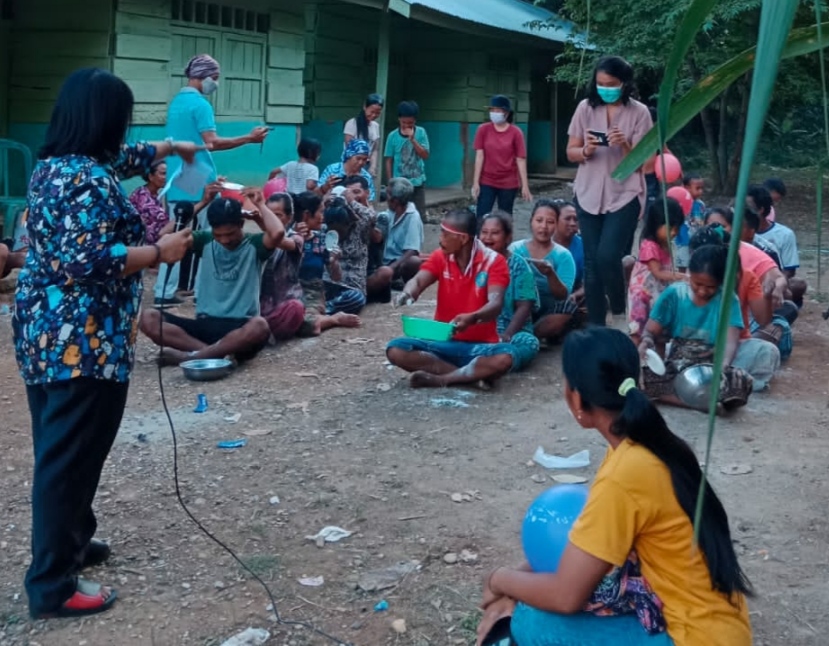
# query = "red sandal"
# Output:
<box><xmin>34</xmin><ymin>578</ymin><xmax>118</xmax><ymax>619</ymax></box>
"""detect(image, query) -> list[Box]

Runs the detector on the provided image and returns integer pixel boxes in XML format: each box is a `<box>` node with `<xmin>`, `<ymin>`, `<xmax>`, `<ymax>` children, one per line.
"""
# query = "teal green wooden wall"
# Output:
<box><xmin>4</xmin><ymin>0</ymin><xmax>559</xmax><ymax>190</ymax></box>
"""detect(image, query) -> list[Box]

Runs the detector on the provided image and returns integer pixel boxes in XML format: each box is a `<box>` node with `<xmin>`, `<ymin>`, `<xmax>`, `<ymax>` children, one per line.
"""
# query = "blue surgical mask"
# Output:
<box><xmin>201</xmin><ymin>77</ymin><xmax>219</xmax><ymax>95</ymax></box>
<box><xmin>597</xmin><ymin>85</ymin><xmax>622</xmax><ymax>104</ymax></box>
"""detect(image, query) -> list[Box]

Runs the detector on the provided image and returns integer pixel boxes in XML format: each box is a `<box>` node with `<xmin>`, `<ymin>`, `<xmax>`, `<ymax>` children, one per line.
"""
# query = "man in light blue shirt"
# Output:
<box><xmin>366</xmin><ymin>177</ymin><xmax>424</xmax><ymax>302</ymax></box>
<box><xmin>156</xmin><ymin>53</ymin><xmax>269</xmax><ymax>305</ymax></box>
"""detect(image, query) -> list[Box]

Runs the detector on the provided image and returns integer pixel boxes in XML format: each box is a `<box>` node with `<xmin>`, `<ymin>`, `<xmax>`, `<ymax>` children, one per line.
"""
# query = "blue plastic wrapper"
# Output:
<box><xmin>373</xmin><ymin>600</ymin><xmax>389</xmax><ymax>612</ymax></box>
<box><xmin>216</xmin><ymin>439</ymin><xmax>247</xmax><ymax>449</ymax></box>
<box><xmin>194</xmin><ymin>394</ymin><xmax>208</xmax><ymax>413</ymax></box>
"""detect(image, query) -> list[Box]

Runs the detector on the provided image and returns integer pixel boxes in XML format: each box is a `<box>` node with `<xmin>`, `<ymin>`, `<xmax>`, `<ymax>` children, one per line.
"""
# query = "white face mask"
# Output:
<box><xmin>201</xmin><ymin>77</ymin><xmax>219</xmax><ymax>95</ymax></box>
<box><xmin>489</xmin><ymin>111</ymin><xmax>507</xmax><ymax>125</ymax></box>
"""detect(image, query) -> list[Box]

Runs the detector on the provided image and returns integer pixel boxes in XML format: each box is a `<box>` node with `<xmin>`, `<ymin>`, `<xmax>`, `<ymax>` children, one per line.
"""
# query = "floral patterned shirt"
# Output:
<box><xmin>13</xmin><ymin>143</ymin><xmax>157</xmax><ymax>385</ymax></box>
<box><xmin>129</xmin><ymin>184</ymin><xmax>169</xmax><ymax>244</ymax></box>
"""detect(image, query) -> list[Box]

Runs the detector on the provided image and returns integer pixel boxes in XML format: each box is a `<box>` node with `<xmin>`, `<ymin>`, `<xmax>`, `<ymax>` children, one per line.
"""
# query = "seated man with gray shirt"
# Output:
<box><xmin>140</xmin><ymin>190</ymin><xmax>284</xmax><ymax>365</ymax></box>
<box><xmin>367</xmin><ymin>177</ymin><xmax>424</xmax><ymax>302</ymax></box>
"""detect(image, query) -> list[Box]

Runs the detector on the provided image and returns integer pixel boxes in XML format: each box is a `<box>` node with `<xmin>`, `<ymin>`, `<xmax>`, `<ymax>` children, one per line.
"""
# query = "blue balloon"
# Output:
<box><xmin>521</xmin><ymin>484</ymin><xmax>589</xmax><ymax>573</ymax></box>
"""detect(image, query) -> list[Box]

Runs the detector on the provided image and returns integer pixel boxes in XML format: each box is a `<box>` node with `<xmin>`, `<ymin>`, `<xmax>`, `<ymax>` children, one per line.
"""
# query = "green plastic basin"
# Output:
<box><xmin>402</xmin><ymin>316</ymin><xmax>455</xmax><ymax>342</ymax></box>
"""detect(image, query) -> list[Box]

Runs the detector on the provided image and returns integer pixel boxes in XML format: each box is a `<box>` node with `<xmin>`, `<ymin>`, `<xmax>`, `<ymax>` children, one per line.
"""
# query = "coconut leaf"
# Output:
<box><xmin>692</xmin><ymin>0</ymin><xmax>799</xmax><ymax>542</ymax></box>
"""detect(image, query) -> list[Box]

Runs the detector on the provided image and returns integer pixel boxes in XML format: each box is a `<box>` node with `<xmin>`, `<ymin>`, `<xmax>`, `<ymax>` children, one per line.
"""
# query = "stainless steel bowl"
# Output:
<box><xmin>180</xmin><ymin>359</ymin><xmax>234</xmax><ymax>382</ymax></box>
<box><xmin>674</xmin><ymin>364</ymin><xmax>715</xmax><ymax>408</ymax></box>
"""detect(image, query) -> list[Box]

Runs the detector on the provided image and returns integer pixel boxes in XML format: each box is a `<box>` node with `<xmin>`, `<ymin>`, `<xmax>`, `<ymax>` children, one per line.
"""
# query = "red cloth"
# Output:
<box><xmin>421</xmin><ymin>241</ymin><xmax>510</xmax><ymax>343</ymax></box>
<box><xmin>474</xmin><ymin>123</ymin><xmax>527</xmax><ymax>189</ymax></box>
<box><xmin>737</xmin><ymin>269</ymin><xmax>763</xmax><ymax>340</ymax></box>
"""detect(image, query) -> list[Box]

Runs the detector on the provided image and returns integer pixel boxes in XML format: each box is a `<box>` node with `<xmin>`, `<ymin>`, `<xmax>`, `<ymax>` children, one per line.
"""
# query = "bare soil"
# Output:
<box><xmin>1</xmin><ymin>183</ymin><xmax>828</xmax><ymax>646</ymax></box>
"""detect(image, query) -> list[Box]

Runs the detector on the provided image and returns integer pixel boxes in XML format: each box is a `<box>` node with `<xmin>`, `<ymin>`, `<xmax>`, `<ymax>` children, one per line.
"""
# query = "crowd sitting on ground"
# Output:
<box><xmin>121</xmin><ymin>137</ymin><xmax>802</xmax><ymax>415</ymax></box>
<box><xmin>8</xmin><ymin>53</ymin><xmax>796</xmax><ymax>640</ymax></box>
<box><xmin>96</xmin><ymin>58</ymin><xmax>804</xmax><ymax>411</ymax></box>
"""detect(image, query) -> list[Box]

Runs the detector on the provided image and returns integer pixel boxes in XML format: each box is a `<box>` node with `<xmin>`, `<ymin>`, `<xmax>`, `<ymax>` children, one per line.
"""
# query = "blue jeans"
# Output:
<box><xmin>386</xmin><ymin>336</ymin><xmax>525</xmax><ymax>371</ymax></box>
<box><xmin>510</xmin><ymin>604</ymin><xmax>674</xmax><ymax>646</ymax></box>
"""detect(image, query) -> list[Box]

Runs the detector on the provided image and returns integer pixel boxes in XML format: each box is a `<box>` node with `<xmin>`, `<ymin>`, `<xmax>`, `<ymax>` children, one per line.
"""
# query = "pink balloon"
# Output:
<box><xmin>666</xmin><ymin>186</ymin><xmax>693</xmax><ymax>216</ymax></box>
<box><xmin>263</xmin><ymin>177</ymin><xmax>287</xmax><ymax>200</ymax></box>
<box><xmin>654</xmin><ymin>153</ymin><xmax>682</xmax><ymax>183</ymax></box>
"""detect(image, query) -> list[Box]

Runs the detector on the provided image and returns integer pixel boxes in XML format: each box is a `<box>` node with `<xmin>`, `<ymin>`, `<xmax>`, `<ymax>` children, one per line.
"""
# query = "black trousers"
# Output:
<box><xmin>576</xmin><ymin>197</ymin><xmax>641</xmax><ymax>325</ymax></box>
<box><xmin>25</xmin><ymin>378</ymin><xmax>129</xmax><ymax>615</ymax></box>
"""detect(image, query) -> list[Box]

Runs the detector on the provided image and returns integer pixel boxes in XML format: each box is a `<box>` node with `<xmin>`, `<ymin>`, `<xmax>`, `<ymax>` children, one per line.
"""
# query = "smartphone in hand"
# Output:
<box><xmin>587</xmin><ymin>130</ymin><xmax>610</xmax><ymax>146</ymax></box>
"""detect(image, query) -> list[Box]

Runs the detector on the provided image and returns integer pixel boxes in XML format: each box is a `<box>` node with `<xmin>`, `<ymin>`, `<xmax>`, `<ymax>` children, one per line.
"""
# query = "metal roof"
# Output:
<box><xmin>399</xmin><ymin>0</ymin><xmax>573</xmax><ymax>44</ymax></box>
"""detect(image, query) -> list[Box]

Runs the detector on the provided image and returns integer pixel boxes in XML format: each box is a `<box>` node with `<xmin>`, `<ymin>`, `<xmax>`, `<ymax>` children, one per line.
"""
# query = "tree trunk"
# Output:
<box><xmin>717</xmin><ymin>90</ymin><xmax>729</xmax><ymax>189</ymax></box>
<box><xmin>691</xmin><ymin>58</ymin><xmax>724</xmax><ymax>193</ymax></box>
<box><xmin>725</xmin><ymin>76</ymin><xmax>751</xmax><ymax>194</ymax></box>
<box><xmin>700</xmin><ymin>105</ymin><xmax>723</xmax><ymax>192</ymax></box>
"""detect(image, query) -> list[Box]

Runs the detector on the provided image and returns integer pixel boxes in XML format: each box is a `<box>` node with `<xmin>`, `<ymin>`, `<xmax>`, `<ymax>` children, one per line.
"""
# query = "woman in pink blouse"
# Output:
<box><xmin>129</xmin><ymin>161</ymin><xmax>171</xmax><ymax>245</ymax></box>
<box><xmin>566</xmin><ymin>57</ymin><xmax>652</xmax><ymax>328</ymax></box>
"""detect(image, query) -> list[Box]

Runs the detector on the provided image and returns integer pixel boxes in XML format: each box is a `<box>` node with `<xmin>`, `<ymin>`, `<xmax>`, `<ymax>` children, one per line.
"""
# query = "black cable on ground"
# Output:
<box><xmin>155</xmin><ymin>262</ymin><xmax>353</xmax><ymax>646</ymax></box>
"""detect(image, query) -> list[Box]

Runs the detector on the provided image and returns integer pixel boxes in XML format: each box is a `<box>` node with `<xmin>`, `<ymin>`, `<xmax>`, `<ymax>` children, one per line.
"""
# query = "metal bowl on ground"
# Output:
<box><xmin>181</xmin><ymin>359</ymin><xmax>234</xmax><ymax>382</ymax></box>
<box><xmin>674</xmin><ymin>364</ymin><xmax>715</xmax><ymax>409</ymax></box>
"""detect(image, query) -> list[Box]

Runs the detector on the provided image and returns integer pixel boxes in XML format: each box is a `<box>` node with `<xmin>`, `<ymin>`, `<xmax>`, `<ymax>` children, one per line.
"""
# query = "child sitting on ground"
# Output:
<box><xmin>293</xmin><ymin>191</ymin><xmax>360</xmax><ymax>335</ymax></box>
<box><xmin>627</xmin><ymin>198</ymin><xmax>686</xmax><ymax>341</ymax></box>
<box><xmin>683</xmin><ymin>172</ymin><xmax>706</xmax><ymax>233</ymax></box>
<box><xmin>665</xmin><ymin>186</ymin><xmax>693</xmax><ymax>271</ymax></box>
<box><xmin>269</xmin><ymin>138</ymin><xmax>323</xmax><ymax>194</ymax></box>
<box><xmin>763</xmin><ymin>177</ymin><xmax>786</xmax><ymax>222</ymax></box>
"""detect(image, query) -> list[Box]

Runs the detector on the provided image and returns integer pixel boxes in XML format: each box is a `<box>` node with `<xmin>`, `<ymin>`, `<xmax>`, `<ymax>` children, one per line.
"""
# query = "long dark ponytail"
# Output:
<box><xmin>562</xmin><ymin>327</ymin><xmax>752</xmax><ymax>599</ymax></box>
<box><xmin>355</xmin><ymin>93</ymin><xmax>384</xmax><ymax>141</ymax></box>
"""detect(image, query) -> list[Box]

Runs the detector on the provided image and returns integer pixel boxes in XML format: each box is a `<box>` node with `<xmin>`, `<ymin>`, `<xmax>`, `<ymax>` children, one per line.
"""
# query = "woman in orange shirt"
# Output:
<box><xmin>476</xmin><ymin>327</ymin><xmax>752</xmax><ymax>646</ymax></box>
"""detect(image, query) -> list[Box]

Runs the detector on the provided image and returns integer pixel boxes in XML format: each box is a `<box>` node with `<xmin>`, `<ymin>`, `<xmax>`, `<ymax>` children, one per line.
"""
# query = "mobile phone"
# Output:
<box><xmin>587</xmin><ymin>130</ymin><xmax>610</xmax><ymax>146</ymax></box>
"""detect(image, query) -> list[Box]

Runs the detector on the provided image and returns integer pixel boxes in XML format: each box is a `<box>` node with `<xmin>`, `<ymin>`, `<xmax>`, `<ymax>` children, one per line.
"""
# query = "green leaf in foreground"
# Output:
<box><xmin>613</xmin><ymin>20</ymin><xmax>829</xmax><ymax>182</ymax></box>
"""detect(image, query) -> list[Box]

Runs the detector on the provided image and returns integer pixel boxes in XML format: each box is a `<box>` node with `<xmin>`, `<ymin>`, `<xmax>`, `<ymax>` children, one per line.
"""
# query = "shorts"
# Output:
<box><xmin>386</xmin><ymin>336</ymin><xmax>526</xmax><ymax>373</ymax></box>
<box><xmin>534</xmin><ymin>296</ymin><xmax>579</xmax><ymax>321</ymax></box>
<box><xmin>161</xmin><ymin>312</ymin><xmax>266</xmax><ymax>361</ymax></box>
<box><xmin>506</xmin><ymin>331</ymin><xmax>540</xmax><ymax>371</ymax></box>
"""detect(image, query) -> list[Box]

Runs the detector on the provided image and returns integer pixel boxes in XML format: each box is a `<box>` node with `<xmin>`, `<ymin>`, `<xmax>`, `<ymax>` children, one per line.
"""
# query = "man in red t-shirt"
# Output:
<box><xmin>386</xmin><ymin>209</ymin><xmax>519</xmax><ymax>388</ymax></box>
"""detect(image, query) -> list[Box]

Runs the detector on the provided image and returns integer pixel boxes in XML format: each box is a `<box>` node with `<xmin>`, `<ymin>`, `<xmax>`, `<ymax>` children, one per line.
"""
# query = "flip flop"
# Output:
<box><xmin>79</xmin><ymin>539</ymin><xmax>111</xmax><ymax>570</ymax></box>
<box><xmin>481</xmin><ymin>616</ymin><xmax>516</xmax><ymax>646</ymax></box>
<box><xmin>33</xmin><ymin>578</ymin><xmax>117</xmax><ymax>619</ymax></box>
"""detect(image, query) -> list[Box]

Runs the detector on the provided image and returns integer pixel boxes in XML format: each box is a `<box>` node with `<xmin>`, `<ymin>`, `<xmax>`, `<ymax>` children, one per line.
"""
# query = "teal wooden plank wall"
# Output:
<box><xmin>9</xmin><ymin>0</ymin><xmax>113</xmax><ymax>124</ymax></box>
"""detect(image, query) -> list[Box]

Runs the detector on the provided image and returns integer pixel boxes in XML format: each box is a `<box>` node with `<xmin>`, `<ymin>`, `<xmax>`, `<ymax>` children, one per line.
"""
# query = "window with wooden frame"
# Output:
<box><xmin>170</xmin><ymin>2</ymin><xmax>268</xmax><ymax>118</ymax></box>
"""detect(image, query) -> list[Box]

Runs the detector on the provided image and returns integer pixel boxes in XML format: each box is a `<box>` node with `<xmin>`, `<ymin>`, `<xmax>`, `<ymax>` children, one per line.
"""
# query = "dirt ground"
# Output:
<box><xmin>1</xmin><ymin>182</ymin><xmax>829</xmax><ymax>646</ymax></box>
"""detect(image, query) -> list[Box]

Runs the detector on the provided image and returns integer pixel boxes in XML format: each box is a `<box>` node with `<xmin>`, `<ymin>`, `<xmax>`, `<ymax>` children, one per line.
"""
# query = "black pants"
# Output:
<box><xmin>576</xmin><ymin>197</ymin><xmax>641</xmax><ymax>325</ymax></box>
<box><xmin>412</xmin><ymin>185</ymin><xmax>427</xmax><ymax>220</ymax></box>
<box><xmin>477</xmin><ymin>184</ymin><xmax>518</xmax><ymax>222</ymax></box>
<box><xmin>25</xmin><ymin>378</ymin><xmax>129</xmax><ymax>615</ymax></box>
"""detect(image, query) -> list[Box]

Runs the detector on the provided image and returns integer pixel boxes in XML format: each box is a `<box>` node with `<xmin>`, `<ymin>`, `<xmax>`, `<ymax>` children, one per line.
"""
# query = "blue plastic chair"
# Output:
<box><xmin>0</xmin><ymin>139</ymin><xmax>33</xmax><ymax>241</ymax></box>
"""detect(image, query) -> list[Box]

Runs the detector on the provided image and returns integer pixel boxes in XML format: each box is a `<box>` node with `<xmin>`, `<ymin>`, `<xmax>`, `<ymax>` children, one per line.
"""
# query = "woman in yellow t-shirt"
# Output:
<box><xmin>476</xmin><ymin>327</ymin><xmax>752</xmax><ymax>646</ymax></box>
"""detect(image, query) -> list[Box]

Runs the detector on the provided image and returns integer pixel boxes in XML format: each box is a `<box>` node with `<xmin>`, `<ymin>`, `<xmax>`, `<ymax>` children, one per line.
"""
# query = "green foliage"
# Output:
<box><xmin>532</xmin><ymin>0</ymin><xmax>829</xmax><ymax>189</ymax></box>
<box><xmin>613</xmin><ymin>20</ymin><xmax>829</xmax><ymax>181</ymax></box>
<box><xmin>693</xmin><ymin>0</ymin><xmax>799</xmax><ymax>540</ymax></box>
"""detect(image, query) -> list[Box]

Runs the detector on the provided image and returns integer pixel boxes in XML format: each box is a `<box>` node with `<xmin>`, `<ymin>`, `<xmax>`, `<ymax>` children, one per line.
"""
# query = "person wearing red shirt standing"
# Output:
<box><xmin>471</xmin><ymin>95</ymin><xmax>532</xmax><ymax>225</ymax></box>
<box><xmin>386</xmin><ymin>209</ymin><xmax>517</xmax><ymax>388</ymax></box>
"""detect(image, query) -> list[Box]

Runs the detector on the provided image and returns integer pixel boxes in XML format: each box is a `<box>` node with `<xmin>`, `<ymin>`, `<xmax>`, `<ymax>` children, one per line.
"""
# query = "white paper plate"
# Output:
<box><xmin>645</xmin><ymin>348</ymin><xmax>666</xmax><ymax>376</ymax></box>
<box><xmin>220</xmin><ymin>181</ymin><xmax>244</xmax><ymax>191</ymax></box>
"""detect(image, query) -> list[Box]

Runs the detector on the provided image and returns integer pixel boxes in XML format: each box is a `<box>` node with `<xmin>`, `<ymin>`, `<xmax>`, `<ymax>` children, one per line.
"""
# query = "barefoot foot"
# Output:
<box><xmin>410</xmin><ymin>371</ymin><xmax>447</xmax><ymax>388</ymax></box>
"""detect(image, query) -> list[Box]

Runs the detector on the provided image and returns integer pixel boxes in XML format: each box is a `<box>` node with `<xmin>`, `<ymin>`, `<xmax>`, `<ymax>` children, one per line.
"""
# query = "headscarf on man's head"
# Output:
<box><xmin>342</xmin><ymin>138</ymin><xmax>370</xmax><ymax>162</ymax></box>
<box><xmin>185</xmin><ymin>54</ymin><xmax>220</xmax><ymax>80</ymax></box>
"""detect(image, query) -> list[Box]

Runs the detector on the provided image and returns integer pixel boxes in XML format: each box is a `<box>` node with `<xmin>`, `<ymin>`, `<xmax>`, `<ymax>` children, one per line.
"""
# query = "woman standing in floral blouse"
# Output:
<box><xmin>13</xmin><ymin>68</ymin><xmax>196</xmax><ymax>619</ymax></box>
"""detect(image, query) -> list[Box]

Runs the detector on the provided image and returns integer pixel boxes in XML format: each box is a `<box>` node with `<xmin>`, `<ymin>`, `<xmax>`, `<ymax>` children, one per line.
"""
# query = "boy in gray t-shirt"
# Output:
<box><xmin>140</xmin><ymin>193</ymin><xmax>285</xmax><ymax>365</ymax></box>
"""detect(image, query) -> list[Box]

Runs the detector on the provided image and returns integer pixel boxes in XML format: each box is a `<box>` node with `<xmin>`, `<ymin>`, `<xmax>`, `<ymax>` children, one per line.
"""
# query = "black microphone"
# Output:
<box><xmin>172</xmin><ymin>201</ymin><xmax>195</xmax><ymax>232</ymax></box>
